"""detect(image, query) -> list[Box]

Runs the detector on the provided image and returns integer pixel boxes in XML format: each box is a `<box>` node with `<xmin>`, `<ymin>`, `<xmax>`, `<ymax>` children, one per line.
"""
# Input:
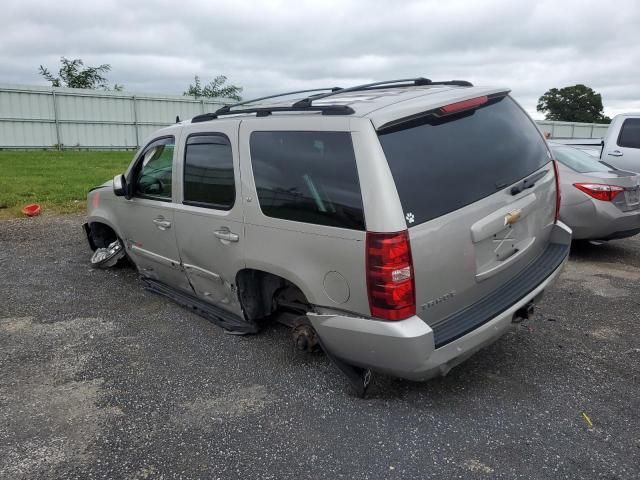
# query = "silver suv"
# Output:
<box><xmin>85</xmin><ymin>78</ymin><xmax>571</xmax><ymax>393</ymax></box>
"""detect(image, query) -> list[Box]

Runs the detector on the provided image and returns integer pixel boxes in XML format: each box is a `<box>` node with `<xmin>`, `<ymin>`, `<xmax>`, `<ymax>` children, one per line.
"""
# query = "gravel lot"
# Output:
<box><xmin>1</xmin><ymin>214</ymin><xmax>639</xmax><ymax>479</ymax></box>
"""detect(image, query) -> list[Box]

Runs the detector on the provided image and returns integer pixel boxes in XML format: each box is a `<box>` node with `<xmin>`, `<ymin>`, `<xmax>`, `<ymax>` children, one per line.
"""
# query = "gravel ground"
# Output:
<box><xmin>1</xmin><ymin>214</ymin><xmax>639</xmax><ymax>479</ymax></box>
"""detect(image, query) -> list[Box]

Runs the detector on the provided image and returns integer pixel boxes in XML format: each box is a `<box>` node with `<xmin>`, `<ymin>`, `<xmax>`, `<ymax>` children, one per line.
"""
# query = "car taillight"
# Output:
<box><xmin>574</xmin><ymin>183</ymin><xmax>624</xmax><ymax>202</ymax></box>
<box><xmin>552</xmin><ymin>160</ymin><xmax>561</xmax><ymax>223</ymax></box>
<box><xmin>366</xmin><ymin>230</ymin><xmax>415</xmax><ymax>321</ymax></box>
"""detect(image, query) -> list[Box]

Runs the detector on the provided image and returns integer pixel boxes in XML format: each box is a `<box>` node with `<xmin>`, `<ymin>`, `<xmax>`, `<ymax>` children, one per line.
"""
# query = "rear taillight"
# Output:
<box><xmin>574</xmin><ymin>183</ymin><xmax>624</xmax><ymax>202</ymax></box>
<box><xmin>366</xmin><ymin>230</ymin><xmax>416</xmax><ymax>321</ymax></box>
<box><xmin>552</xmin><ymin>160</ymin><xmax>561</xmax><ymax>223</ymax></box>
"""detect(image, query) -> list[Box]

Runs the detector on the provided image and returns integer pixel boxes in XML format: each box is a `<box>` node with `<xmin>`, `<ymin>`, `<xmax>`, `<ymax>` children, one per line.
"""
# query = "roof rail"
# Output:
<box><xmin>215</xmin><ymin>87</ymin><xmax>341</xmax><ymax>115</ymax></box>
<box><xmin>292</xmin><ymin>77</ymin><xmax>473</xmax><ymax>108</ymax></box>
<box><xmin>189</xmin><ymin>78</ymin><xmax>473</xmax><ymax>123</ymax></box>
<box><xmin>191</xmin><ymin>104</ymin><xmax>354</xmax><ymax>123</ymax></box>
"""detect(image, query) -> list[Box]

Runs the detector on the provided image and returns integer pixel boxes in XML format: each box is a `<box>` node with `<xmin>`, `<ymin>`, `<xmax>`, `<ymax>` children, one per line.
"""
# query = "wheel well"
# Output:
<box><xmin>236</xmin><ymin>269</ymin><xmax>310</xmax><ymax>322</ymax></box>
<box><xmin>87</xmin><ymin>222</ymin><xmax>118</xmax><ymax>250</ymax></box>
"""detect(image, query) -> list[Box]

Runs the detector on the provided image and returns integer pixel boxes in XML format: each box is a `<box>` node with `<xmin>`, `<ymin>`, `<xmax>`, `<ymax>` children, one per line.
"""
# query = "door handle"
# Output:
<box><xmin>608</xmin><ymin>150</ymin><xmax>623</xmax><ymax>157</ymax></box>
<box><xmin>153</xmin><ymin>217</ymin><xmax>172</xmax><ymax>230</ymax></box>
<box><xmin>214</xmin><ymin>229</ymin><xmax>239</xmax><ymax>242</ymax></box>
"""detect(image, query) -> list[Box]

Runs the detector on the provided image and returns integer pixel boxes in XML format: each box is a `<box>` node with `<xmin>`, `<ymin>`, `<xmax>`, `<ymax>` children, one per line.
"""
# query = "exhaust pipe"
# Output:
<box><xmin>512</xmin><ymin>302</ymin><xmax>535</xmax><ymax>323</ymax></box>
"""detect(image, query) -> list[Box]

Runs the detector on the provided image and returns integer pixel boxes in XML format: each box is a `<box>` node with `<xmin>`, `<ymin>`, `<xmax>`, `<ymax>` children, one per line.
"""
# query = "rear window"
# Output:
<box><xmin>378</xmin><ymin>96</ymin><xmax>550</xmax><ymax>226</ymax></box>
<box><xmin>617</xmin><ymin>118</ymin><xmax>640</xmax><ymax>149</ymax></box>
<box><xmin>249</xmin><ymin>131</ymin><xmax>365</xmax><ymax>230</ymax></box>
<box><xmin>551</xmin><ymin>146</ymin><xmax>610</xmax><ymax>173</ymax></box>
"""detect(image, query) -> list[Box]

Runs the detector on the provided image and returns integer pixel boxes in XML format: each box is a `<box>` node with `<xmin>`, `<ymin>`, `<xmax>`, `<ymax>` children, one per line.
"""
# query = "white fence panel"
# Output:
<box><xmin>535</xmin><ymin>120</ymin><xmax>609</xmax><ymax>139</ymax></box>
<box><xmin>0</xmin><ymin>83</ymin><xmax>613</xmax><ymax>149</ymax></box>
<box><xmin>0</xmin><ymin>83</ymin><xmax>230</xmax><ymax>149</ymax></box>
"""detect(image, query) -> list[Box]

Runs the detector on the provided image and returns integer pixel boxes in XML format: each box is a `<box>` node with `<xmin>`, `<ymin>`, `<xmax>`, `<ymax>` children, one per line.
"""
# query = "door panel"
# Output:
<box><xmin>119</xmin><ymin>134</ymin><xmax>192</xmax><ymax>292</ymax></box>
<box><xmin>173</xmin><ymin>209</ymin><xmax>244</xmax><ymax>315</ymax></box>
<box><xmin>119</xmin><ymin>199</ymin><xmax>192</xmax><ymax>292</ymax></box>
<box><xmin>173</xmin><ymin>121</ymin><xmax>245</xmax><ymax>316</ymax></box>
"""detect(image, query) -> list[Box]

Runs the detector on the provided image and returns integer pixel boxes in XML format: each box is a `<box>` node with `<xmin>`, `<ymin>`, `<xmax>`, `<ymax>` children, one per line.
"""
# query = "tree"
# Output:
<box><xmin>537</xmin><ymin>84</ymin><xmax>610</xmax><ymax>124</ymax></box>
<box><xmin>184</xmin><ymin>75</ymin><xmax>242</xmax><ymax>101</ymax></box>
<box><xmin>39</xmin><ymin>57</ymin><xmax>123</xmax><ymax>91</ymax></box>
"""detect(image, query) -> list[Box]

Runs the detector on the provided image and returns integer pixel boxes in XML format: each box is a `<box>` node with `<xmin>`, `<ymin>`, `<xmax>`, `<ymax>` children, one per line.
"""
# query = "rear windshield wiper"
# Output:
<box><xmin>509</xmin><ymin>169</ymin><xmax>549</xmax><ymax>196</ymax></box>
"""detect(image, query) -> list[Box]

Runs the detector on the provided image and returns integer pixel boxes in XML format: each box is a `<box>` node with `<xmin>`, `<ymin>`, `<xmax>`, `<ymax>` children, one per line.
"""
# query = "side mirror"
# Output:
<box><xmin>113</xmin><ymin>174</ymin><xmax>127</xmax><ymax>197</ymax></box>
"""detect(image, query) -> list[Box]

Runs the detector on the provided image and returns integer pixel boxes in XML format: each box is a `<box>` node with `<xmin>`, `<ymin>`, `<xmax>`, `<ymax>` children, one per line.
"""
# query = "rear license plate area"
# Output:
<box><xmin>625</xmin><ymin>188</ymin><xmax>640</xmax><ymax>207</ymax></box>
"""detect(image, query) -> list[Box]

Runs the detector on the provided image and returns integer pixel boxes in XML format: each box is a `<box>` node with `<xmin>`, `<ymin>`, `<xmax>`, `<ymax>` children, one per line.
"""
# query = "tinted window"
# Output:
<box><xmin>250</xmin><ymin>131</ymin><xmax>365</xmax><ymax>230</ymax></box>
<box><xmin>551</xmin><ymin>146</ymin><xmax>610</xmax><ymax>173</ymax></box>
<box><xmin>378</xmin><ymin>96</ymin><xmax>550</xmax><ymax>226</ymax></box>
<box><xmin>618</xmin><ymin>118</ymin><xmax>640</xmax><ymax>149</ymax></box>
<box><xmin>183</xmin><ymin>134</ymin><xmax>235</xmax><ymax>209</ymax></box>
<box><xmin>134</xmin><ymin>137</ymin><xmax>174</xmax><ymax>200</ymax></box>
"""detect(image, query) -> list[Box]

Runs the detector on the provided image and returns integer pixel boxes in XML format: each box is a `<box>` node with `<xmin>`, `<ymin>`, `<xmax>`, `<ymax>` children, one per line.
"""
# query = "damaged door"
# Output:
<box><xmin>173</xmin><ymin>121</ymin><xmax>245</xmax><ymax>317</ymax></box>
<box><xmin>118</xmin><ymin>135</ymin><xmax>192</xmax><ymax>293</ymax></box>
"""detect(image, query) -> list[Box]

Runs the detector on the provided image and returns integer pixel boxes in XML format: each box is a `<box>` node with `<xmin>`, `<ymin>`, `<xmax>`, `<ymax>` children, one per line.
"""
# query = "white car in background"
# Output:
<box><xmin>601</xmin><ymin>113</ymin><xmax>640</xmax><ymax>172</ymax></box>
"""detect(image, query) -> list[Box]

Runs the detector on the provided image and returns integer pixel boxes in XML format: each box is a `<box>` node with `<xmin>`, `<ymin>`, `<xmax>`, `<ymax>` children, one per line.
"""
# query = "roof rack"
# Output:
<box><xmin>215</xmin><ymin>87</ymin><xmax>342</xmax><ymax>115</ymax></box>
<box><xmin>191</xmin><ymin>104</ymin><xmax>355</xmax><ymax>123</ymax></box>
<box><xmin>292</xmin><ymin>77</ymin><xmax>472</xmax><ymax>108</ymax></box>
<box><xmin>189</xmin><ymin>77</ymin><xmax>473</xmax><ymax>123</ymax></box>
<box><xmin>191</xmin><ymin>87</ymin><xmax>345</xmax><ymax>123</ymax></box>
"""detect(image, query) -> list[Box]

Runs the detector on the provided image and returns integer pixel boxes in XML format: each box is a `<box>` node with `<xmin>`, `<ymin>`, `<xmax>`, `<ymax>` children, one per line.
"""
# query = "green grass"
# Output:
<box><xmin>0</xmin><ymin>150</ymin><xmax>132</xmax><ymax>219</ymax></box>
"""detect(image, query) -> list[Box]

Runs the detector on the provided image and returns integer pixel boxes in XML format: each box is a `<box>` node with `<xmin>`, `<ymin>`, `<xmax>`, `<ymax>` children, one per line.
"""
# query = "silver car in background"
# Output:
<box><xmin>551</xmin><ymin>143</ymin><xmax>640</xmax><ymax>240</ymax></box>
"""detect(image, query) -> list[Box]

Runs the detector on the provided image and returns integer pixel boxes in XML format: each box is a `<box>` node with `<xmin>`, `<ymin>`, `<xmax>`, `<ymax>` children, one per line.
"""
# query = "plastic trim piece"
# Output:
<box><xmin>142</xmin><ymin>277</ymin><xmax>259</xmax><ymax>334</ymax></box>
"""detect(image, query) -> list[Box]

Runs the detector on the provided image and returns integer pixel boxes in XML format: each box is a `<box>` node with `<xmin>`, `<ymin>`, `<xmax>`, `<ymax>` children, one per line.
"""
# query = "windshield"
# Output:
<box><xmin>551</xmin><ymin>146</ymin><xmax>611</xmax><ymax>173</ymax></box>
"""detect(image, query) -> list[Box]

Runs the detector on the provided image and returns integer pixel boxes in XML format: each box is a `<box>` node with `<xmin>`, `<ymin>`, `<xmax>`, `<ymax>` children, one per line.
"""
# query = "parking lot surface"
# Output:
<box><xmin>1</xmin><ymin>214</ymin><xmax>639</xmax><ymax>479</ymax></box>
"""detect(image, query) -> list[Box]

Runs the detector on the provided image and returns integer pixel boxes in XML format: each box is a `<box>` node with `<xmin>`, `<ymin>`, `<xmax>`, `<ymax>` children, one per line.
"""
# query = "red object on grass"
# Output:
<box><xmin>22</xmin><ymin>203</ymin><xmax>41</xmax><ymax>217</ymax></box>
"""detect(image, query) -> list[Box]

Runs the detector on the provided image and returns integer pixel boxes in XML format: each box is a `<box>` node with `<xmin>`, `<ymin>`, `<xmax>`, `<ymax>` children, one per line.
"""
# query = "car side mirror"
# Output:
<box><xmin>113</xmin><ymin>174</ymin><xmax>127</xmax><ymax>197</ymax></box>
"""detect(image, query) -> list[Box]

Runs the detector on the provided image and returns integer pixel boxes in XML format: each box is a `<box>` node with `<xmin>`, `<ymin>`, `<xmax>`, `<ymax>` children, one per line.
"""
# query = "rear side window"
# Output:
<box><xmin>617</xmin><ymin>118</ymin><xmax>640</xmax><ymax>149</ymax></box>
<box><xmin>249</xmin><ymin>131</ymin><xmax>365</xmax><ymax>230</ymax></box>
<box><xmin>378</xmin><ymin>96</ymin><xmax>550</xmax><ymax>226</ymax></box>
<box><xmin>183</xmin><ymin>134</ymin><xmax>235</xmax><ymax>209</ymax></box>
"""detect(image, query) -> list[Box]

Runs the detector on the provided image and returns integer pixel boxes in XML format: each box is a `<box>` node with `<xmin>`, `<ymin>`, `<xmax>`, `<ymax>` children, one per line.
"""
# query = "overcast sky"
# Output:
<box><xmin>2</xmin><ymin>0</ymin><xmax>639</xmax><ymax>118</ymax></box>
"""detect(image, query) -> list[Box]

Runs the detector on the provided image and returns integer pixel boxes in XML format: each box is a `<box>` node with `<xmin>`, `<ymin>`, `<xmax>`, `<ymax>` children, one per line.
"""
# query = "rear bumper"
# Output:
<box><xmin>309</xmin><ymin>222</ymin><xmax>571</xmax><ymax>381</ymax></box>
<box><xmin>562</xmin><ymin>200</ymin><xmax>640</xmax><ymax>240</ymax></box>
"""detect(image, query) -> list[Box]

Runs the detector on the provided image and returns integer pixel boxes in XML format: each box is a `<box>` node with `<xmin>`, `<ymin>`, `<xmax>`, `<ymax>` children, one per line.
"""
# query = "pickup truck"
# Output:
<box><xmin>600</xmin><ymin>113</ymin><xmax>640</xmax><ymax>172</ymax></box>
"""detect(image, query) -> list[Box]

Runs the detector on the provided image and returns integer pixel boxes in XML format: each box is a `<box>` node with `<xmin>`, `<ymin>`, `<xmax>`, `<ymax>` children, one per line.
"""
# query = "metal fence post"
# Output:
<box><xmin>200</xmin><ymin>99</ymin><xmax>205</xmax><ymax>113</ymax></box>
<box><xmin>132</xmin><ymin>95</ymin><xmax>139</xmax><ymax>148</ymax></box>
<box><xmin>51</xmin><ymin>90</ymin><xmax>62</xmax><ymax>150</ymax></box>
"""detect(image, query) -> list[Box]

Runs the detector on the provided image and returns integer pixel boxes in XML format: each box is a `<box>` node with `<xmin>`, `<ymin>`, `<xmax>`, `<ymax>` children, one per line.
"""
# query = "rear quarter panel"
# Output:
<box><xmin>238</xmin><ymin>116</ymin><xmax>371</xmax><ymax>314</ymax></box>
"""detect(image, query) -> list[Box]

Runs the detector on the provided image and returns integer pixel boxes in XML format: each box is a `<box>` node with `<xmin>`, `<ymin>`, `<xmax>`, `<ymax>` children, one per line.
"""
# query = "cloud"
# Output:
<box><xmin>1</xmin><ymin>0</ymin><xmax>639</xmax><ymax>117</ymax></box>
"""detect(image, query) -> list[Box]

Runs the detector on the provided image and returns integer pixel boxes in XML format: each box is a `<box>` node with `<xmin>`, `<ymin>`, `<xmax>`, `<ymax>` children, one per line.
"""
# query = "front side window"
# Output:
<box><xmin>617</xmin><ymin>118</ymin><xmax>640</xmax><ymax>149</ymax></box>
<box><xmin>183</xmin><ymin>134</ymin><xmax>235</xmax><ymax>209</ymax></box>
<box><xmin>134</xmin><ymin>137</ymin><xmax>175</xmax><ymax>200</ymax></box>
<box><xmin>249</xmin><ymin>131</ymin><xmax>365</xmax><ymax>230</ymax></box>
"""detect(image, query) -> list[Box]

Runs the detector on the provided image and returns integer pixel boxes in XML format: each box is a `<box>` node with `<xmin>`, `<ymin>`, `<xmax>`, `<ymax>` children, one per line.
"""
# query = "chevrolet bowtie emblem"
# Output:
<box><xmin>504</xmin><ymin>209</ymin><xmax>522</xmax><ymax>226</ymax></box>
